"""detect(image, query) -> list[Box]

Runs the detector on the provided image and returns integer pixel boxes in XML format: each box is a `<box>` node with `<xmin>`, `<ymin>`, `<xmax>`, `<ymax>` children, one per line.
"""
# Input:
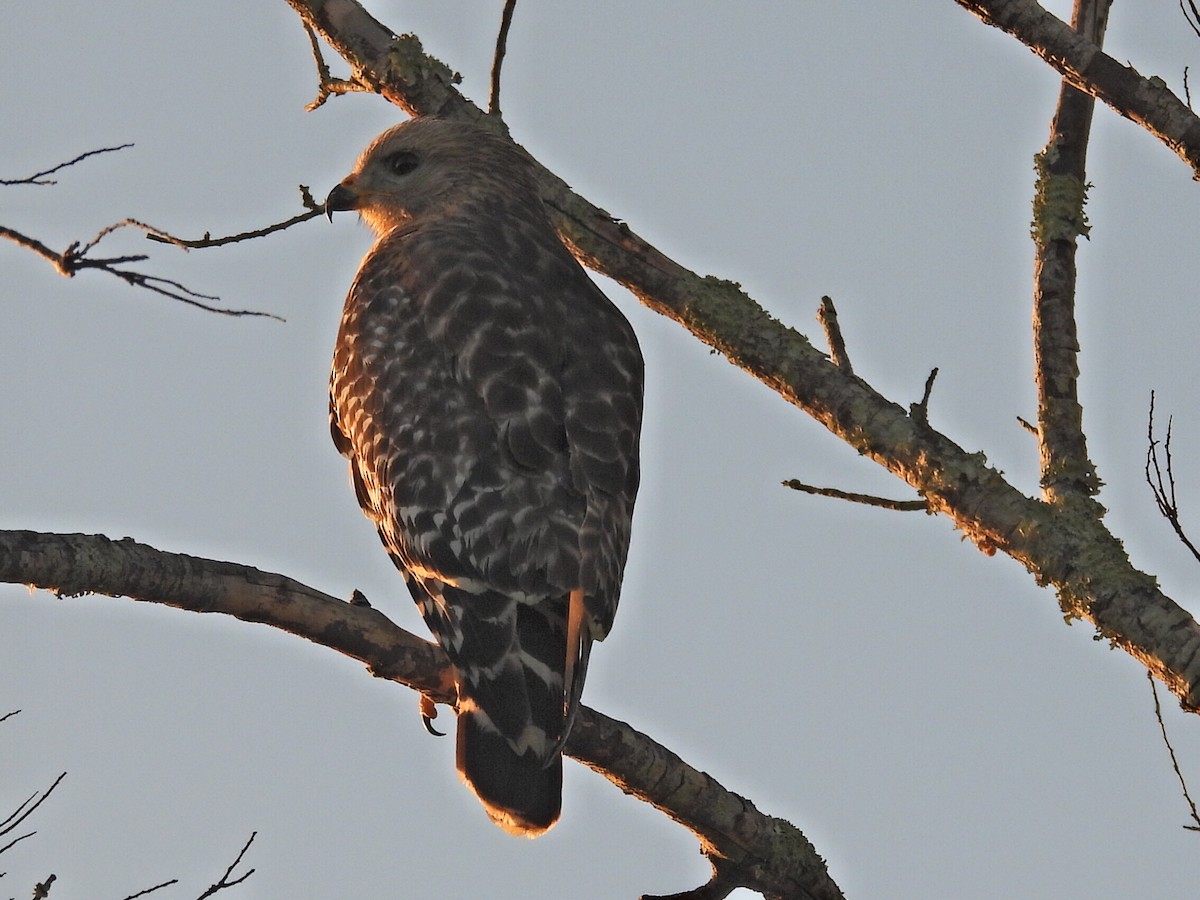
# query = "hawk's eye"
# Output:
<box><xmin>387</xmin><ymin>151</ymin><xmax>420</xmax><ymax>176</ymax></box>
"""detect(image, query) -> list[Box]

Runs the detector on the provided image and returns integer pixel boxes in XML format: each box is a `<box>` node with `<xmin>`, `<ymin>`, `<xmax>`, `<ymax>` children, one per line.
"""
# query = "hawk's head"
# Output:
<box><xmin>325</xmin><ymin>117</ymin><xmax>540</xmax><ymax>236</ymax></box>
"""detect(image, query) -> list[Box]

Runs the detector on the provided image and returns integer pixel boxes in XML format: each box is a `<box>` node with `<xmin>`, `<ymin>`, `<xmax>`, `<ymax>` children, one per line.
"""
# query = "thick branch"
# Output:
<box><xmin>282</xmin><ymin>0</ymin><xmax>1200</xmax><ymax>713</ymax></box>
<box><xmin>0</xmin><ymin>530</ymin><xmax>842</xmax><ymax>900</ymax></box>
<box><xmin>955</xmin><ymin>0</ymin><xmax>1200</xmax><ymax>178</ymax></box>
<box><xmin>1030</xmin><ymin>0</ymin><xmax>1107</xmax><ymax>501</ymax></box>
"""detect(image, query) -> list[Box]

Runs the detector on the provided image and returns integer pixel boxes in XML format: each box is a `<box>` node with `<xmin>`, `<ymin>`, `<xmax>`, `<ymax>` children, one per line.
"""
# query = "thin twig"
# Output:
<box><xmin>1145</xmin><ymin>392</ymin><xmax>1200</xmax><ymax>564</ymax></box>
<box><xmin>120</xmin><ymin>879</ymin><xmax>180</xmax><ymax>900</ymax></box>
<box><xmin>1</xmin><ymin>223</ymin><xmax>281</xmax><ymax>320</ymax></box>
<box><xmin>0</xmin><ymin>830</ymin><xmax>36</xmax><ymax>856</ymax></box>
<box><xmin>817</xmin><ymin>295</ymin><xmax>852</xmax><ymax>374</ymax></box>
<box><xmin>1181</xmin><ymin>0</ymin><xmax>1200</xmax><ymax>40</ymax></box>
<box><xmin>194</xmin><ymin>833</ymin><xmax>256</xmax><ymax>899</ymax></box>
<box><xmin>0</xmin><ymin>144</ymin><xmax>133</xmax><ymax>186</ymax></box>
<box><xmin>0</xmin><ymin>709</ymin><xmax>20</xmax><ymax>724</ymax></box>
<box><xmin>1</xmin><ymin>773</ymin><xmax>66</xmax><ymax>838</ymax></box>
<box><xmin>301</xmin><ymin>21</ymin><xmax>371</xmax><ymax>111</ymax></box>
<box><xmin>1148</xmin><ymin>671</ymin><xmax>1200</xmax><ymax>831</ymax></box>
<box><xmin>782</xmin><ymin>480</ymin><xmax>928</xmax><ymax>511</ymax></box>
<box><xmin>145</xmin><ymin>188</ymin><xmax>324</xmax><ymax>249</ymax></box>
<box><xmin>489</xmin><ymin>0</ymin><xmax>518</xmax><ymax>118</ymax></box>
<box><xmin>910</xmin><ymin>367</ymin><xmax>939</xmax><ymax>427</ymax></box>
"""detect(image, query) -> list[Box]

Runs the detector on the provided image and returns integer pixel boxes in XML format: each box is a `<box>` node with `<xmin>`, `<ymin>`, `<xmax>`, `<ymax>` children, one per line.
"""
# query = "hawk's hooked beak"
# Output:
<box><xmin>325</xmin><ymin>181</ymin><xmax>359</xmax><ymax>222</ymax></box>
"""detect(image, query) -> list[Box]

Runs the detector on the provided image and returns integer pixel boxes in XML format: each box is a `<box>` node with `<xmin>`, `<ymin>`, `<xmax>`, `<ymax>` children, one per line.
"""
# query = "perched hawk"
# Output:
<box><xmin>324</xmin><ymin>118</ymin><xmax>643</xmax><ymax>836</ymax></box>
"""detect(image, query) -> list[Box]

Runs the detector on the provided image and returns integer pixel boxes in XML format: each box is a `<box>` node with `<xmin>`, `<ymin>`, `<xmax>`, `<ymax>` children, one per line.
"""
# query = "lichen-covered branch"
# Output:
<box><xmin>954</xmin><ymin>0</ymin><xmax>1200</xmax><ymax>178</ymax></box>
<box><xmin>1030</xmin><ymin>0</ymin><xmax>1108</xmax><ymax>501</ymax></box>
<box><xmin>280</xmin><ymin>0</ymin><xmax>1200</xmax><ymax>709</ymax></box>
<box><xmin>0</xmin><ymin>530</ymin><xmax>842</xmax><ymax>900</ymax></box>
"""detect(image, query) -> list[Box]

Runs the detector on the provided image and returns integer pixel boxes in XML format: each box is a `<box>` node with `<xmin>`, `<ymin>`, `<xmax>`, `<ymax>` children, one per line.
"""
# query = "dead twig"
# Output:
<box><xmin>817</xmin><ymin>295</ymin><xmax>852</xmax><ymax>374</ymax></box>
<box><xmin>301</xmin><ymin>21</ymin><xmax>372</xmax><ymax>111</ymax></box>
<box><xmin>120</xmin><ymin>879</ymin><xmax>179</xmax><ymax>900</ymax></box>
<box><xmin>0</xmin><ymin>772</ymin><xmax>67</xmax><ymax>856</ymax></box>
<box><xmin>782</xmin><ymin>480</ymin><xmax>927</xmax><ymax>512</ymax></box>
<box><xmin>117</xmin><ymin>833</ymin><xmax>256</xmax><ymax>900</ymax></box>
<box><xmin>1</xmin><ymin>144</ymin><xmax>133</xmax><ymax>186</ymax></box>
<box><xmin>1145</xmin><ymin>391</ymin><xmax>1200</xmax><ymax>564</ymax></box>
<box><xmin>145</xmin><ymin>186</ymin><xmax>324</xmax><ymax>249</ymax></box>
<box><xmin>194</xmin><ymin>833</ymin><xmax>256</xmax><ymax>899</ymax></box>
<box><xmin>1181</xmin><ymin>0</ymin><xmax>1200</xmax><ymax>40</ymax></box>
<box><xmin>1148</xmin><ymin>671</ymin><xmax>1200</xmax><ymax>831</ymax></box>
<box><xmin>489</xmin><ymin>0</ymin><xmax>518</xmax><ymax>118</ymax></box>
<box><xmin>910</xmin><ymin>367</ymin><xmax>939</xmax><ymax>428</ymax></box>
<box><xmin>1</xmin><ymin>222</ymin><xmax>281</xmax><ymax>320</ymax></box>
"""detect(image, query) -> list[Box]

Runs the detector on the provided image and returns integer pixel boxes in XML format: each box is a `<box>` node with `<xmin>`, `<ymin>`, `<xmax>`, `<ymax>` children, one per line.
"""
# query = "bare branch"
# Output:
<box><xmin>816</xmin><ymin>296</ymin><xmax>851</xmax><ymax>374</ymax></box>
<box><xmin>0</xmin><ymin>222</ymin><xmax>281</xmax><ymax>320</ymax></box>
<box><xmin>283</xmin><ymin>0</ymin><xmax>1200</xmax><ymax>728</ymax></box>
<box><xmin>1181</xmin><ymin>0</ymin><xmax>1200</xmax><ymax>41</ymax></box>
<box><xmin>0</xmin><ymin>709</ymin><xmax>21</xmax><ymax>725</ymax></box>
<box><xmin>0</xmin><ymin>530</ymin><xmax>843</xmax><ymax>900</ymax></box>
<box><xmin>145</xmin><ymin>189</ymin><xmax>325</xmax><ymax>249</ymax></box>
<box><xmin>120</xmin><ymin>878</ymin><xmax>179</xmax><ymax>900</ymax></box>
<box><xmin>300</xmin><ymin>21</ymin><xmax>372</xmax><ymax>111</ymax></box>
<box><xmin>1145</xmin><ymin>393</ymin><xmax>1200</xmax><ymax>564</ymax></box>
<box><xmin>954</xmin><ymin>0</ymin><xmax>1200</xmax><ymax>179</ymax></box>
<box><xmin>909</xmin><ymin>367</ymin><xmax>939</xmax><ymax>428</ymax></box>
<box><xmin>489</xmin><ymin>0</ymin><xmax>518</xmax><ymax>118</ymax></box>
<box><xmin>31</xmin><ymin>873</ymin><xmax>56</xmax><ymax>899</ymax></box>
<box><xmin>0</xmin><ymin>144</ymin><xmax>133</xmax><ymax>187</ymax></box>
<box><xmin>782</xmin><ymin>481</ymin><xmax>928</xmax><ymax>512</ymax></box>
<box><xmin>1</xmin><ymin>773</ymin><xmax>66</xmax><ymax>841</ymax></box>
<box><xmin>1148</xmin><ymin>672</ymin><xmax>1200</xmax><ymax>831</ymax></box>
<box><xmin>1029</xmin><ymin>0</ymin><xmax>1107</xmax><ymax>503</ymax></box>
<box><xmin>115</xmin><ymin>834</ymin><xmax>257</xmax><ymax>900</ymax></box>
<box><xmin>0</xmin><ymin>830</ymin><xmax>36</xmax><ymax>856</ymax></box>
<box><xmin>193</xmin><ymin>833</ymin><xmax>256</xmax><ymax>899</ymax></box>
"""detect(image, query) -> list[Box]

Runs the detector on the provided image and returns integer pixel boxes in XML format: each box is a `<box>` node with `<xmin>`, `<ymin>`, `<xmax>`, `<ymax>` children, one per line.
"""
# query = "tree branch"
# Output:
<box><xmin>144</xmin><ymin>186</ymin><xmax>324</xmax><ymax>249</ymax></box>
<box><xmin>0</xmin><ymin>772</ymin><xmax>66</xmax><ymax>851</ymax></box>
<box><xmin>1148</xmin><ymin>672</ymin><xmax>1200</xmax><ymax>832</ymax></box>
<box><xmin>1145</xmin><ymin>392</ymin><xmax>1200</xmax><ymax>564</ymax></box>
<box><xmin>953</xmin><ymin>0</ymin><xmax>1200</xmax><ymax>179</ymax></box>
<box><xmin>3</xmin><ymin>143</ymin><xmax>284</xmax><ymax>317</ymax></box>
<box><xmin>1030</xmin><ymin>0</ymin><xmax>1107</xmax><ymax>502</ymax></box>
<box><xmin>0</xmin><ymin>221</ymin><xmax>280</xmax><ymax>319</ymax></box>
<box><xmin>0</xmin><ymin>144</ymin><xmax>134</xmax><ymax>186</ymax></box>
<box><xmin>0</xmin><ymin>530</ymin><xmax>842</xmax><ymax>900</ymax></box>
<box><xmin>782</xmin><ymin>481</ymin><xmax>928</xmax><ymax>512</ymax></box>
<box><xmin>489</xmin><ymin>0</ymin><xmax>519</xmax><ymax>118</ymax></box>
<box><xmin>281</xmin><ymin>0</ymin><xmax>1200</xmax><ymax>725</ymax></box>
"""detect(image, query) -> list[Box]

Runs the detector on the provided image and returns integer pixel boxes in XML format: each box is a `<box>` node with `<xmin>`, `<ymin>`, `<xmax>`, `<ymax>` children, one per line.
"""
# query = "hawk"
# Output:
<box><xmin>324</xmin><ymin>117</ymin><xmax>643</xmax><ymax>836</ymax></box>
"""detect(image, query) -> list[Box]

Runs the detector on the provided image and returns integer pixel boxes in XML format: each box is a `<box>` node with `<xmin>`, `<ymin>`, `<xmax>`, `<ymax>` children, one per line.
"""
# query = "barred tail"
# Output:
<box><xmin>456</xmin><ymin>702</ymin><xmax>563</xmax><ymax>836</ymax></box>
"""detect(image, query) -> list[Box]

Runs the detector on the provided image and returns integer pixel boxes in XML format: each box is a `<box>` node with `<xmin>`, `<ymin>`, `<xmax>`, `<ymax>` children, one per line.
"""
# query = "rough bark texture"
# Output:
<box><xmin>1030</xmin><ymin>0</ymin><xmax>1106</xmax><ymax>502</ymax></box>
<box><xmin>954</xmin><ymin>0</ymin><xmax>1200</xmax><ymax>179</ymax></box>
<box><xmin>8</xmin><ymin>2</ymin><xmax>1200</xmax><ymax>897</ymax></box>
<box><xmin>277</xmin><ymin>0</ymin><xmax>1200</xmax><ymax>713</ymax></box>
<box><xmin>0</xmin><ymin>529</ymin><xmax>842</xmax><ymax>900</ymax></box>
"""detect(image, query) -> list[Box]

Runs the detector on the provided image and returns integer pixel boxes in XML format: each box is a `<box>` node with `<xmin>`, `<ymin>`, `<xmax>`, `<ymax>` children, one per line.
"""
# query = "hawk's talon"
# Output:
<box><xmin>420</xmin><ymin>693</ymin><xmax>445</xmax><ymax>737</ymax></box>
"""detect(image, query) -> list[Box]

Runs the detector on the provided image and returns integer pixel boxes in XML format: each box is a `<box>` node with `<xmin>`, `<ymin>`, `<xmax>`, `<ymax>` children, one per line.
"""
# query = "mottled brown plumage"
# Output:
<box><xmin>325</xmin><ymin>118</ymin><xmax>642</xmax><ymax>836</ymax></box>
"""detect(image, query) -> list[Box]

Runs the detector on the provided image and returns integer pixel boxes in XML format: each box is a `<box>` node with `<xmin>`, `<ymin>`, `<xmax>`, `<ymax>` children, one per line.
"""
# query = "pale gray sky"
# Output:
<box><xmin>5</xmin><ymin>2</ymin><xmax>1200</xmax><ymax>898</ymax></box>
